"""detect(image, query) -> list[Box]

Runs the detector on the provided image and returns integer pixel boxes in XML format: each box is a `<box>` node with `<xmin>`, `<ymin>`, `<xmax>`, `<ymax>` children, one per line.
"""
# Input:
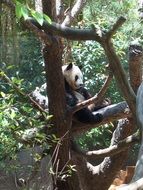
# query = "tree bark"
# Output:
<box><xmin>131</xmin><ymin>82</ymin><xmax>143</xmax><ymax>182</ymax></box>
<box><xmin>72</xmin><ymin>118</ymin><xmax>135</xmax><ymax>190</ymax></box>
<box><xmin>113</xmin><ymin>43</ymin><xmax>143</xmax><ymax>190</ymax></box>
<box><xmin>42</xmin><ymin>23</ymin><xmax>78</xmax><ymax>190</ymax></box>
<box><xmin>138</xmin><ymin>0</ymin><xmax>143</xmax><ymax>20</ymax></box>
<box><xmin>42</xmin><ymin>1</ymin><xmax>80</xmax><ymax>189</ymax></box>
<box><xmin>129</xmin><ymin>43</ymin><xmax>143</xmax><ymax>93</ymax></box>
<box><xmin>102</xmin><ymin>40</ymin><xmax>136</xmax><ymax>116</ymax></box>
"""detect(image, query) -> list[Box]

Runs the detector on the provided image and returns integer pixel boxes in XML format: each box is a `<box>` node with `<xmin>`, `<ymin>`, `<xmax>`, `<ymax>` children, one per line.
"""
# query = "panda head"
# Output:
<box><xmin>62</xmin><ymin>63</ymin><xmax>83</xmax><ymax>90</ymax></box>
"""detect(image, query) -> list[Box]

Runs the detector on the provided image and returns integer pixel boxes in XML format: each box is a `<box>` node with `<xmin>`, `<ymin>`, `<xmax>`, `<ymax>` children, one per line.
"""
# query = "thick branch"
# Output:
<box><xmin>27</xmin><ymin>17</ymin><xmax>102</xmax><ymax>42</ymax></box>
<box><xmin>129</xmin><ymin>82</ymin><xmax>143</xmax><ymax>183</ymax></box>
<box><xmin>72</xmin><ymin>101</ymin><xmax>131</xmax><ymax>134</ymax></box>
<box><xmin>102</xmin><ymin>41</ymin><xmax>136</xmax><ymax>116</ymax></box>
<box><xmin>25</xmin><ymin>20</ymin><xmax>52</xmax><ymax>45</ymax></box>
<box><xmin>101</xmin><ymin>19</ymin><xmax>137</xmax><ymax>117</ymax></box>
<box><xmin>27</xmin><ymin>17</ymin><xmax>126</xmax><ymax>43</ymax></box>
<box><xmin>117</xmin><ymin>178</ymin><xmax>143</xmax><ymax>190</ymax></box>
<box><xmin>62</xmin><ymin>0</ymin><xmax>87</xmax><ymax>26</ymax></box>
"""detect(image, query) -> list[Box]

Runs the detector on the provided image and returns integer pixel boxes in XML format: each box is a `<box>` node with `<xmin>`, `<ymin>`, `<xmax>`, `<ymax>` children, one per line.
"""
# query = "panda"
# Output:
<box><xmin>62</xmin><ymin>63</ymin><xmax>104</xmax><ymax>124</ymax></box>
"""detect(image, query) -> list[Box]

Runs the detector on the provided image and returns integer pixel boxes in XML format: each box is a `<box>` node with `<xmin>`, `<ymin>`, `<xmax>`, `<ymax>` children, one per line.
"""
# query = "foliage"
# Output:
<box><xmin>49</xmin><ymin>164</ymin><xmax>77</xmax><ymax>182</ymax></box>
<box><xmin>0</xmin><ymin>75</ymin><xmax>50</xmax><ymax>170</ymax></box>
<box><xmin>1</xmin><ymin>34</ymin><xmax>45</xmax><ymax>91</ymax></box>
<box><xmin>1</xmin><ymin>0</ymin><xmax>142</xmax><ymax>167</ymax></box>
<box><xmin>1</xmin><ymin>3</ymin><xmax>49</xmax><ymax>171</ymax></box>
<box><xmin>86</xmin><ymin>0</ymin><xmax>143</xmax><ymax>43</ymax></box>
<box><xmin>15</xmin><ymin>0</ymin><xmax>52</xmax><ymax>25</ymax></box>
<box><xmin>76</xmin><ymin>124</ymin><xmax>113</xmax><ymax>150</ymax></box>
<box><xmin>17</xmin><ymin>34</ymin><xmax>44</xmax><ymax>89</ymax></box>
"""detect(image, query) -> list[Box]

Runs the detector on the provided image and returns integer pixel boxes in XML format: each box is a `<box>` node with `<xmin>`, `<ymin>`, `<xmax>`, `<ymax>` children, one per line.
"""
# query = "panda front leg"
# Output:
<box><xmin>74</xmin><ymin>108</ymin><xmax>103</xmax><ymax>124</ymax></box>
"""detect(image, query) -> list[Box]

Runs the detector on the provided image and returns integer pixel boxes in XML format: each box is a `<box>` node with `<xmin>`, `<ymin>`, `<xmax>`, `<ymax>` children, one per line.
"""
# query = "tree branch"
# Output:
<box><xmin>106</xmin><ymin>16</ymin><xmax>126</xmax><ymax>39</ymax></box>
<box><xmin>72</xmin><ymin>101</ymin><xmax>131</xmax><ymax>134</ymax></box>
<box><xmin>102</xmin><ymin>40</ymin><xmax>136</xmax><ymax>116</ymax></box>
<box><xmin>56</xmin><ymin>0</ymin><xmax>64</xmax><ymax>22</ymax></box>
<box><xmin>129</xmin><ymin>82</ymin><xmax>143</xmax><ymax>184</ymax></box>
<box><xmin>72</xmin><ymin>132</ymin><xmax>139</xmax><ymax>159</ymax></box>
<box><xmin>27</xmin><ymin>17</ymin><xmax>102</xmax><ymax>42</ymax></box>
<box><xmin>117</xmin><ymin>177</ymin><xmax>143</xmax><ymax>190</ymax></box>
<box><xmin>62</xmin><ymin>0</ymin><xmax>87</xmax><ymax>26</ymax></box>
<box><xmin>26</xmin><ymin>16</ymin><xmax>125</xmax><ymax>42</ymax></box>
<box><xmin>25</xmin><ymin>20</ymin><xmax>52</xmax><ymax>45</ymax></box>
<box><xmin>72</xmin><ymin>118</ymin><xmax>135</xmax><ymax>190</ymax></box>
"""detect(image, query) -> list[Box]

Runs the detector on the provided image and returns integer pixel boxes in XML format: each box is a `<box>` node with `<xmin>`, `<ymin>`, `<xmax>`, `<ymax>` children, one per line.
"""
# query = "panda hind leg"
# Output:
<box><xmin>75</xmin><ymin>108</ymin><xmax>103</xmax><ymax>124</ymax></box>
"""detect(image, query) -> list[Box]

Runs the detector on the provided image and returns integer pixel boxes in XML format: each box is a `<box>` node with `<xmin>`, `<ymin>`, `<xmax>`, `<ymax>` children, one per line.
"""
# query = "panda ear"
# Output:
<box><xmin>66</xmin><ymin>63</ymin><xmax>73</xmax><ymax>71</ymax></box>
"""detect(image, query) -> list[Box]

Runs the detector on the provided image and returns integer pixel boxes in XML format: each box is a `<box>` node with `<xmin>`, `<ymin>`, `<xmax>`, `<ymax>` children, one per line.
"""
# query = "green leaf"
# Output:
<box><xmin>10</xmin><ymin>110</ymin><xmax>16</xmax><ymax>119</ymax></box>
<box><xmin>31</xmin><ymin>11</ymin><xmax>44</xmax><ymax>26</ymax></box>
<box><xmin>15</xmin><ymin>3</ymin><xmax>23</xmax><ymax>19</ymax></box>
<box><xmin>0</xmin><ymin>92</ymin><xmax>6</xmax><ymax>98</ymax></box>
<box><xmin>44</xmin><ymin>14</ymin><xmax>52</xmax><ymax>24</ymax></box>
<box><xmin>21</xmin><ymin>6</ymin><xmax>29</xmax><ymax>20</ymax></box>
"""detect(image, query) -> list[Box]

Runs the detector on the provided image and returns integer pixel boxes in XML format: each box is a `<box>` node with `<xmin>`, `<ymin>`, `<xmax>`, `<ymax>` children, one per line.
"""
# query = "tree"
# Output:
<box><xmin>1</xmin><ymin>0</ymin><xmax>143</xmax><ymax>190</ymax></box>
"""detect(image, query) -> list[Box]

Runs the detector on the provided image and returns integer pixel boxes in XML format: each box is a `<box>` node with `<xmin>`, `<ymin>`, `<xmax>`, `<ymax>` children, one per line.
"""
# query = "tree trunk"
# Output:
<box><xmin>42</xmin><ymin>1</ymin><xmax>80</xmax><ymax>189</ymax></box>
<box><xmin>43</xmin><ymin>34</ymin><xmax>80</xmax><ymax>190</ymax></box>
<box><xmin>131</xmin><ymin>82</ymin><xmax>143</xmax><ymax>182</ymax></box>
<box><xmin>73</xmin><ymin>118</ymin><xmax>135</xmax><ymax>190</ymax></box>
<box><xmin>127</xmin><ymin>42</ymin><xmax>143</xmax><ymax>183</ymax></box>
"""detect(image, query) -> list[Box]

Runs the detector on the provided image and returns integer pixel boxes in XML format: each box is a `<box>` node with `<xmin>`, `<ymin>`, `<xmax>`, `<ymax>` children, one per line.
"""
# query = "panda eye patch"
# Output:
<box><xmin>75</xmin><ymin>75</ymin><xmax>79</xmax><ymax>81</ymax></box>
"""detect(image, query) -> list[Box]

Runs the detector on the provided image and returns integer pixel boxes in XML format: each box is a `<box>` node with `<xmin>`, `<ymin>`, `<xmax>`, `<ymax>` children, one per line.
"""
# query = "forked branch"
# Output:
<box><xmin>62</xmin><ymin>0</ymin><xmax>87</xmax><ymax>26</ymax></box>
<box><xmin>27</xmin><ymin>16</ymin><xmax>136</xmax><ymax>116</ymax></box>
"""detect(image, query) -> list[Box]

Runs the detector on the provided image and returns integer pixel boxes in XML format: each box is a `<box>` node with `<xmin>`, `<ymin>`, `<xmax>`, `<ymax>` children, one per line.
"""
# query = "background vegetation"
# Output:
<box><xmin>0</xmin><ymin>0</ymin><xmax>141</xmax><ymax>171</ymax></box>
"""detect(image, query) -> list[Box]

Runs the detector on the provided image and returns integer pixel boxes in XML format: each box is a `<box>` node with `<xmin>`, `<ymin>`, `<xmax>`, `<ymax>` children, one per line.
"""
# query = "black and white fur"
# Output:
<box><xmin>62</xmin><ymin>63</ymin><xmax>103</xmax><ymax>124</ymax></box>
